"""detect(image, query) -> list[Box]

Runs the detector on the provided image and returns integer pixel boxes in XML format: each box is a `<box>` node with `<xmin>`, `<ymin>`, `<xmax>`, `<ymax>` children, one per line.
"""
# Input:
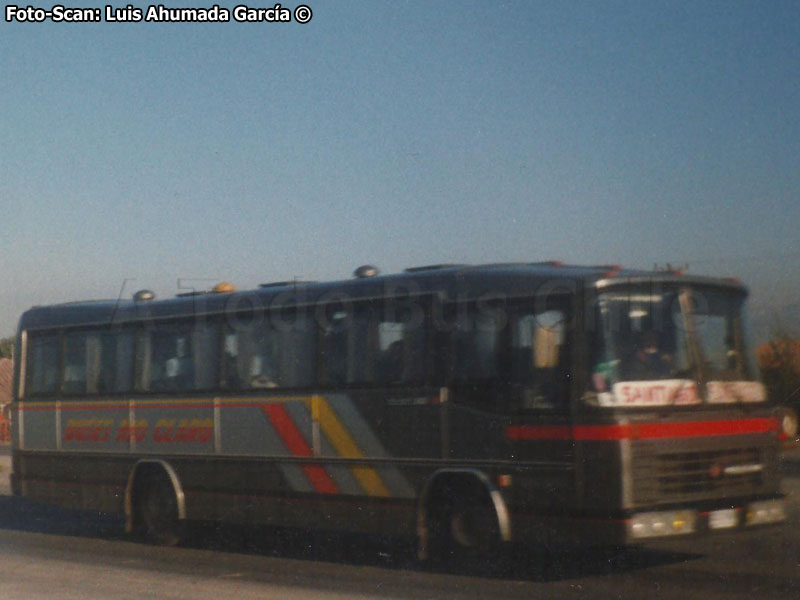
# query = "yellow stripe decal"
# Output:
<box><xmin>309</xmin><ymin>396</ymin><xmax>390</xmax><ymax>498</ymax></box>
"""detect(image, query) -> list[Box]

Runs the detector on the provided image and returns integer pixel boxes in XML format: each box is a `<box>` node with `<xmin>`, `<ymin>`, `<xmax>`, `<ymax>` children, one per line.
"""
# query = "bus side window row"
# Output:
<box><xmin>23</xmin><ymin>303</ymin><xmax>570</xmax><ymax>398</ymax></box>
<box><xmin>23</xmin><ymin>310</ymin><xmax>427</xmax><ymax>396</ymax></box>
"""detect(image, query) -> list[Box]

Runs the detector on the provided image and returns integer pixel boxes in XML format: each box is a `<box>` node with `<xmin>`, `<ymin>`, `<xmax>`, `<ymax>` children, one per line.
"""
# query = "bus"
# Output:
<box><xmin>10</xmin><ymin>263</ymin><xmax>786</xmax><ymax>558</ymax></box>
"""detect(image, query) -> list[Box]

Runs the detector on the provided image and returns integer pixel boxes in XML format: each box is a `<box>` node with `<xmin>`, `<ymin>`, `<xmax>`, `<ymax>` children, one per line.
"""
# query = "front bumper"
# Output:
<box><xmin>512</xmin><ymin>496</ymin><xmax>786</xmax><ymax>546</ymax></box>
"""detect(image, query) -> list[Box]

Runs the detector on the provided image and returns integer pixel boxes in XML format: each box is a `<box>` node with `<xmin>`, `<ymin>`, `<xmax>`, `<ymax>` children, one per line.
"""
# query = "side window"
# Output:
<box><xmin>147</xmin><ymin>326</ymin><xmax>192</xmax><ymax>391</ymax></box>
<box><xmin>512</xmin><ymin>303</ymin><xmax>570</xmax><ymax>409</ymax></box>
<box><xmin>49</xmin><ymin>330</ymin><xmax>137</xmax><ymax>396</ymax></box>
<box><xmin>134</xmin><ymin>329</ymin><xmax>151</xmax><ymax>392</ymax></box>
<box><xmin>374</xmin><ymin>307</ymin><xmax>426</xmax><ymax>384</ymax></box>
<box><xmin>451</xmin><ymin>308</ymin><xmax>503</xmax><ymax>382</ymax></box>
<box><xmin>108</xmin><ymin>331</ymin><xmax>135</xmax><ymax>393</ymax></box>
<box><xmin>27</xmin><ymin>334</ymin><xmax>60</xmax><ymax>395</ymax></box>
<box><xmin>349</xmin><ymin>307</ymin><xmax>372</xmax><ymax>383</ymax></box>
<box><xmin>26</xmin><ymin>330</ymin><xmax>137</xmax><ymax>397</ymax></box>
<box><xmin>280</xmin><ymin>311</ymin><xmax>316</xmax><ymax>387</ymax></box>
<box><xmin>63</xmin><ymin>332</ymin><xmax>89</xmax><ymax>395</ymax></box>
<box><xmin>223</xmin><ymin>310</ymin><xmax>316</xmax><ymax>390</ymax></box>
<box><xmin>192</xmin><ymin>323</ymin><xmax>219</xmax><ymax>389</ymax></box>
<box><xmin>320</xmin><ymin>307</ymin><xmax>353</xmax><ymax>385</ymax></box>
<box><xmin>66</xmin><ymin>330</ymin><xmax>136</xmax><ymax>395</ymax></box>
<box><xmin>376</xmin><ymin>321</ymin><xmax>404</xmax><ymax>383</ymax></box>
<box><xmin>318</xmin><ymin>304</ymin><xmax>376</xmax><ymax>386</ymax></box>
<box><xmin>140</xmin><ymin>322</ymin><xmax>219</xmax><ymax>392</ymax></box>
<box><xmin>321</xmin><ymin>309</ymin><xmax>346</xmax><ymax>384</ymax></box>
<box><xmin>226</xmin><ymin>319</ymin><xmax>280</xmax><ymax>389</ymax></box>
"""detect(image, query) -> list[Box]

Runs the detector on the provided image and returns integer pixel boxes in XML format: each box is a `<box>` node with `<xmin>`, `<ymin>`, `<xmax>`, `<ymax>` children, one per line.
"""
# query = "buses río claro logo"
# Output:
<box><xmin>64</xmin><ymin>418</ymin><xmax>213</xmax><ymax>443</ymax></box>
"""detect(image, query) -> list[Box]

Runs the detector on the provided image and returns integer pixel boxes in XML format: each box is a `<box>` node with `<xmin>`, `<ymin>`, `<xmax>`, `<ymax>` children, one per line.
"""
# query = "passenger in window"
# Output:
<box><xmin>164</xmin><ymin>338</ymin><xmax>194</xmax><ymax>390</ymax></box>
<box><xmin>249</xmin><ymin>354</ymin><xmax>278</xmax><ymax>388</ymax></box>
<box><xmin>592</xmin><ymin>360</ymin><xmax>617</xmax><ymax>392</ymax></box>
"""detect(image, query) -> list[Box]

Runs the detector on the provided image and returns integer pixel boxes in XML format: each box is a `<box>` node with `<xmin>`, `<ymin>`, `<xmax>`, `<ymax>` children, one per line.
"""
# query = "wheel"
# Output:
<box><xmin>427</xmin><ymin>484</ymin><xmax>501</xmax><ymax>564</ymax></box>
<box><xmin>449</xmin><ymin>493</ymin><xmax>499</xmax><ymax>549</ymax></box>
<box><xmin>135</xmin><ymin>469</ymin><xmax>183</xmax><ymax>546</ymax></box>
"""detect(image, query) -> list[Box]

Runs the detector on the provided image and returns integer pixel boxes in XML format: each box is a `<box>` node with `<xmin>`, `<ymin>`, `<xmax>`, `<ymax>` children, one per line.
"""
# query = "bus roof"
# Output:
<box><xmin>17</xmin><ymin>263</ymin><xmax>748</xmax><ymax>331</ymax></box>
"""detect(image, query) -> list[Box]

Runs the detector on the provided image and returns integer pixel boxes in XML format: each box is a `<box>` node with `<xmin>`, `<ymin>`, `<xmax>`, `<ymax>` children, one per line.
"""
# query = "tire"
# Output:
<box><xmin>134</xmin><ymin>469</ymin><xmax>183</xmax><ymax>546</ymax></box>
<box><xmin>428</xmin><ymin>484</ymin><xmax>501</xmax><ymax>564</ymax></box>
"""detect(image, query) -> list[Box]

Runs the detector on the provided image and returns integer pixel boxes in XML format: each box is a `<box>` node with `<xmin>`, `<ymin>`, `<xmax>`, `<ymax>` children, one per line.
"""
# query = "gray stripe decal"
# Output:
<box><xmin>327</xmin><ymin>394</ymin><xmax>415</xmax><ymax>498</ymax></box>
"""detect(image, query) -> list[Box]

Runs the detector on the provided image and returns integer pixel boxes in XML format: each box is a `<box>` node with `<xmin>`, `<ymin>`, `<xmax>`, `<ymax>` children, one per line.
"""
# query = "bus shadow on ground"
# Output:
<box><xmin>186</xmin><ymin>522</ymin><xmax>700</xmax><ymax>581</ymax></box>
<box><xmin>0</xmin><ymin>495</ymin><xmax>698</xmax><ymax>582</ymax></box>
<box><xmin>177</xmin><ymin>519</ymin><xmax>702</xmax><ymax>582</ymax></box>
<box><xmin>0</xmin><ymin>495</ymin><xmax>125</xmax><ymax>540</ymax></box>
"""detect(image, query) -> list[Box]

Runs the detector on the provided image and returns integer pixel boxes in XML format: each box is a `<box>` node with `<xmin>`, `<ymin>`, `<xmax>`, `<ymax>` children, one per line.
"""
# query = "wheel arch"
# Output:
<box><xmin>124</xmin><ymin>459</ymin><xmax>187</xmax><ymax>533</ymax></box>
<box><xmin>416</xmin><ymin>468</ymin><xmax>511</xmax><ymax>560</ymax></box>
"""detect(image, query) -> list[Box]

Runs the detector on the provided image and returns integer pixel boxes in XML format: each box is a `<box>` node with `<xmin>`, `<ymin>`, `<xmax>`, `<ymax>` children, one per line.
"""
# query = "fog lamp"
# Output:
<box><xmin>629</xmin><ymin>510</ymin><xmax>697</xmax><ymax>539</ymax></box>
<box><xmin>745</xmin><ymin>500</ymin><xmax>786</xmax><ymax>526</ymax></box>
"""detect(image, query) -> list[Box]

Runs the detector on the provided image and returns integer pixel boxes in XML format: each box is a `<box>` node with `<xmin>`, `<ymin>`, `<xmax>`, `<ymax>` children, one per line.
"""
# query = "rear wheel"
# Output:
<box><xmin>449</xmin><ymin>493</ymin><xmax>499</xmax><ymax>549</ymax></box>
<box><xmin>134</xmin><ymin>469</ymin><xmax>183</xmax><ymax>546</ymax></box>
<box><xmin>428</xmin><ymin>483</ymin><xmax>501</xmax><ymax>564</ymax></box>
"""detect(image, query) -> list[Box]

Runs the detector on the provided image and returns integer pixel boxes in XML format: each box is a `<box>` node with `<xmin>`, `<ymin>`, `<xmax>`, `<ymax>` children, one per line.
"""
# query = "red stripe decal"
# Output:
<box><xmin>262</xmin><ymin>404</ymin><xmax>338</xmax><ymax>495</ymax></box>
<box><xmin>506</xmin><ymin>418</ymin><xmax>779</xmax><ymax>441</ymax></box>
<box><xmin>505</xmin><ymin>425</ymin><xmax>573</xmax><ymax>440</ymax></box>
<box><xmin>18</xmin><ymin>401</ymin><xmax>274</xmax><ymax>411</ymax></box>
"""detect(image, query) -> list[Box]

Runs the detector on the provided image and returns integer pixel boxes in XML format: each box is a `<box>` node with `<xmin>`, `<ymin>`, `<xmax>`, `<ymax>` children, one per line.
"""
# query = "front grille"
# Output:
<box><xmin>632</xmin><ymin>445</ymin><xmax>764</xmax><ymax>505</ymax></box>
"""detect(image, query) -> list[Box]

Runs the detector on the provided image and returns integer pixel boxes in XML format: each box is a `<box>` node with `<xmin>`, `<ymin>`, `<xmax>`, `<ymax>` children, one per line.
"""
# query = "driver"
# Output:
<box><xmin>625</xmin><ymin>330</ymin><xmax>672</xmax><ymax>379</ymax></box>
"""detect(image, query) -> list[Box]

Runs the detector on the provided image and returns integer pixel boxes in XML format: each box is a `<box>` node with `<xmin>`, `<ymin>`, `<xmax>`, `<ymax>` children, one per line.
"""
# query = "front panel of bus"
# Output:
<box><xmin>501</xmin><ymin>279</ymin><xmax>784</xmax><ymax>545</ymax></box>
<box><xmin>577</xmin><ymin>281</ymin><xmax>783</xmax><ymax>542</ymax></box>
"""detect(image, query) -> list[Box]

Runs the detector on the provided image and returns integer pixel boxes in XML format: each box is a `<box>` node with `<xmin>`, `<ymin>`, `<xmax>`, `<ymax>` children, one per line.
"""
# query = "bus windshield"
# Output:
<box><xmin>591</xmin><ymin>286</ymin><xmax>762</xmax><ymax>407</ymax></box>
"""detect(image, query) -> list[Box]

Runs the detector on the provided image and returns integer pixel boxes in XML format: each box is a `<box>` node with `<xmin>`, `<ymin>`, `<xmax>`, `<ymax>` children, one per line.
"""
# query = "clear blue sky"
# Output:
<box><xmin>2</xmin><ymin>0</ymin><xmax>799</xmax><ymax>337</ymax></box>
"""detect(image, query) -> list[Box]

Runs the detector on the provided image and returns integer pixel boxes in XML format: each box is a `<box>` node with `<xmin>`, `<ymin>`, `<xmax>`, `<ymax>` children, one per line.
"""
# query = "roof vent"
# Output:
<box><xmin>133</xmin><ymin>289</ymin><xmax>155</xmax><ymax>302</ymax></box>
<box><xmin>259</xmin><ymin>280</ymin><xmax>315</xmax><ymax>289</ymax></box>
<box><xmin>404</xmin><ymin>264</ymin><xmax>467</xmax><ymax>273</ymax></box>
<box><xmin>530</xmin><ymin>260</ymin><xmax>564</xmax><ymax>267</ymax></box>
<box><xmin>653</xmin><ymin>263</ymin><xmax>687</xmax><ymax>275</ymax></box>
<box><xmin>354</xmin><ymin>265</ymin><xmax>379</xmax><ymax>278</ymax></box>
